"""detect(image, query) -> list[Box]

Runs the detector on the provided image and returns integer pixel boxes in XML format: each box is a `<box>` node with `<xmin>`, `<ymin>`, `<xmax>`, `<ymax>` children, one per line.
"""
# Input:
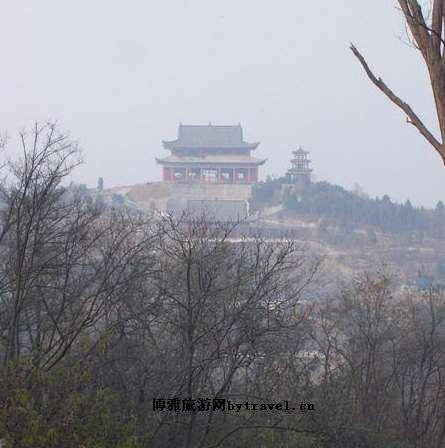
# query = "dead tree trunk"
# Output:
<box><xmin>351</xmin><ymin>0</ymin><xmax>445</xmax><ymax>165</ymax></box>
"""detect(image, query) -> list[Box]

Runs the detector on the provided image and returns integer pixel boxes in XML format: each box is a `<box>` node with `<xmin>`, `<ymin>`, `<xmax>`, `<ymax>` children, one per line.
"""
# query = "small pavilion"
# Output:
<box><xmin>287</xmin><ymin>146</ymin><xmax>312</xmax><ymax>184</ymax></box>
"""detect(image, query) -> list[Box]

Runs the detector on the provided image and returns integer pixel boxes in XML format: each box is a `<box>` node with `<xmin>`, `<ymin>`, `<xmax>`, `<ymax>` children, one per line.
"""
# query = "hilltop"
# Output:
<box><xmin>250</xmin><ymin>177</ymin><xmax>445</xmax><ymax>286</ymax></box>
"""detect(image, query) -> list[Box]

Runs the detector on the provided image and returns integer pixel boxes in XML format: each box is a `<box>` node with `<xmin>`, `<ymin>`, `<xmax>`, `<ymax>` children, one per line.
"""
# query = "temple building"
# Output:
<box><xmin>156</xmin><ymin>124</ymin><xmax>266</xmax><ymax>184</ymax></box>
<box><xmin>287</xmin><ymin>146</ymin><xmax>312</xmax><ymax>185</ymax></box>
<box><xmin>281</xmin><ymin>146</ymin><xmax>313</xmax><ymax>198</ymax></box>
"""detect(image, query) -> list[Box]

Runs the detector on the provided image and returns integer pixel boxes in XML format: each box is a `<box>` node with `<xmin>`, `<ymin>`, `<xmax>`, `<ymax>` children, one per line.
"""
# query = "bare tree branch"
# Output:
<box><xmin>350</xmin><ymin>43</ymin><xmax>445</xmax><ymax>164</ymax></box>
<box><xmin>352</xmin><ymin>0</ymin><xmax>445</xmax><ymax>167</ymax></box>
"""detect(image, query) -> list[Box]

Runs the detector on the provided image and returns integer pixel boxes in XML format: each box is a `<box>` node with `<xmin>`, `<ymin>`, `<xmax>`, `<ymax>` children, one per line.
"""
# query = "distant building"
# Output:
<box><xmin>287</xmin><ymin>146</ymin><xmax>312</xmax><ymax>186</ymax></box>
<box><xmin>167</xmin><ymin>198</ymin><xmax>249</xmax><ymax>223</ymax></box>
<box><xmin>168</xmin><ymin>197</ymin><xmax>252</xmax><ymax>237</ymax></box>
<box><xmin>281</xmin><ymin>146</ymin><xmax>313</xmax><ymax>198</ymax></box>
<box><xmin>416</xmin><ymin>275</ymin><xmax>433</xmax><ymax>291</ymax></box>
<box><xmin>156</xmin><ymin>124</ymin><xmax>266</xmax><ymax>184</ymax></box>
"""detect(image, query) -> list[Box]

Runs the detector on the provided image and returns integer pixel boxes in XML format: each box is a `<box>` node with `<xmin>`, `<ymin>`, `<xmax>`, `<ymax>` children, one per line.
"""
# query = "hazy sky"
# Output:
<box><xmin>1</xmin><ymin>0</ymin><xmax>444</xmax><ymax>207</ymax></box>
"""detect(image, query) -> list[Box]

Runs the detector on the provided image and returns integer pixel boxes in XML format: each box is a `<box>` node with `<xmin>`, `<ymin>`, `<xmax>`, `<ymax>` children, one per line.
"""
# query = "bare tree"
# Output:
<box><xmin>0</xmin><ymin>123</ymin><xmax>157</xmax><ymax>370</ymax></box>
<box><xmin>104</xmin><ymin>214</ymin><xmax>320</xmax><ymax>448</ymax></box>
<box><xmin>311</xmin><ymin>272</ymin><xmax>445</xmax><ymax>448</ymax></box>
<box><xmin>392</xmin><ymin>290</ymin><xmax>445</xmax><ymax>448</ymax></box>
<box><xmin>351</xmin><ymin>0</ymin><xmax>445</xmax><ymax>165</ymax></box>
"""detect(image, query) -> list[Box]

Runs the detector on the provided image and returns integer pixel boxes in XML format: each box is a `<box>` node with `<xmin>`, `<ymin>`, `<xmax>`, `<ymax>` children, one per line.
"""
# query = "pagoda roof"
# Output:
<box><xmin>292</xmin><ymin>146</ymin><xmax>310</xmax><ymax>155</ymax></box>
<box><xmin>288</xmin><ymin>167</ymin><xmax>313</xmax><ymax>173</ymax></box>
<box><xmin>163</xmin><ymin>124</ymin><xmax>259</xmax><ymax>150</ymax></box>
<box><xmin>156</xmin><ymin>154</ymin><xmax>266</xmax><ymax>166</ymax></box>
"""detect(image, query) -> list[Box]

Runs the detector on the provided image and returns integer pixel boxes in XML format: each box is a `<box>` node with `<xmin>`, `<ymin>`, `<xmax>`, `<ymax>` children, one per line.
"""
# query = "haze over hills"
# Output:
<box><xmin>98</xmin><ymin>162</ymin><xmax>445</xmax><ymax>290</ymax></box>
<box><xmin>4</xmin><ymin>1</ymin><xmax>445</xmax><ymax>447</ymax></box>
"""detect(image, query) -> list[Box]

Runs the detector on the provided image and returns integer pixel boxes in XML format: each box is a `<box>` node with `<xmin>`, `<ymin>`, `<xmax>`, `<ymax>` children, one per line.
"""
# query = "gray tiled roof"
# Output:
<box><xmin>163</xmin><ymin>124</ymin><xmax>259</xmax><ymax>150</ymax></box>
<box><xmin>156</xmin><ymin>154</ymin><xmax>266</xmax><ymax>165</ymax></box>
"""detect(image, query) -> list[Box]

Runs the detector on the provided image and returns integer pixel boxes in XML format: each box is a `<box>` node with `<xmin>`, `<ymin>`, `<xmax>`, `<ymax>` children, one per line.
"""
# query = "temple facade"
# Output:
<box><xmin>156</xmin><ymin>124</ymin><xmax>266</xmax><ymax>184</ymax></box>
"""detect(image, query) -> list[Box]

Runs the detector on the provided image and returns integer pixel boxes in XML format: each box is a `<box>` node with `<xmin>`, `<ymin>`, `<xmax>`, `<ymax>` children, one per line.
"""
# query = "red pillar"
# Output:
<box><xmin>163</xmin><ymin>167</ymin><xmax>172</xmax><ymax>181</ymax></box>
<box><xmin>249</xmin><ymin>167</ymin><xmax>258</xmax><ymax>182</ymax></box>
